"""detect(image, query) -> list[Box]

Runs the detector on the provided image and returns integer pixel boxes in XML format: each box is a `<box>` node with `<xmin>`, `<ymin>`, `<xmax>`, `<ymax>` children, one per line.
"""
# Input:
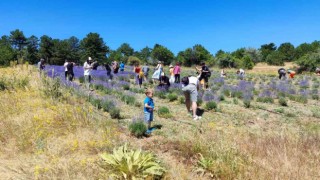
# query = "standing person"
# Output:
<box><xmin>38</xmin><ymin>58</ymin><xmax>45</xmax><ymax>76</ymax></box>
<box><xmin>112</xmin><ymin>61</ymin><xmax>119</xmax><ymax>74</ymax></box>
<box><xmin>220</xmin><ymin>69</ymin><xmax>227</xmax><ymax>78</ymax></box>
<box><xmin>105</xmin><ymin>63</ymin><xmax>113</xmax><ymax>81</ymax></box>
<box><xmin>144</xmin><ymin>88</ymin><xmax>155</xmax><ymax>134</ymax></box>
<box><xmin>169</xmin><ymin>64</ymin><xmax>175</xmax><ymax>84</ymax></box>
<box><xmin>181</xmin><ymin>76</ymin><xmax>200</xmax><ymax>120</ymax></box>
<box><xmin>63</xmin><ymin>60</ymin><xmax>69</xmax><ymax>80</ymax></box>
<box><xmin>287</xmin><ymin>69</ymin><xmax>296</xmax><ymax>79</ymax></box>
<box><xmin>119</xmin><ymin>62</ymin><xmax>125</xmax><ymax>72</ymax></box>
<box><xmin>278</xmin><ymin>68</ymin><xmax>286</xmax><ymax>80</ymax></box>
<box><xmin>83</xmin><ymin>57</ymin><xmax>93</xmax><ymax>90</ymax></box>
<box><xmin>66</xmin><ymin>61</ymin><xmax>75</xmax><ymax>81</ymax></box>
<box><xmin>173</xmin><ymin>62</ymin><xmax>181</xmax><ymax>83</ymax></box>
<box><xmin>196</xmin><ymin>62</ymin><xmax>210</xmax><ymax>90</ymax></box>
<box><xmin>152</xmin><ymin>61</ymin><xmax>163</xmax><ymax>83</ymax></box>
<box><xmin>142</xmin><ymin>63</ymin><xmax>150</xmax><ymax>82</ymax></box>
<box><xmin>134</xmin><ymin>63</ymin><xmax>143</xmax><ymax>88</ymax></box>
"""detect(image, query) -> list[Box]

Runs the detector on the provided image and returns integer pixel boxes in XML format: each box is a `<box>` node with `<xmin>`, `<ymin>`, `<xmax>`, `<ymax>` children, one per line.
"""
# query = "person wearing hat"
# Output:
<box><xmin>278</xmin><ymin>68</ymin><xmax>286</xmax><ymax>80</ymax></box>
<box><xmin>152</xmin><ymin>61</ymin><xmax>163</xmax><ymax>82</ymax></box>
<box><xmin>173</xmin><ymin>62</ymin><xmax>181</xmax><ymax>83</ymax></box>
<box><xmin>169</xmin><ymin>64</ymin><xmax>175</xmax><ymax>84</ymax></box>
<box><xmin>83</xmin><ymin>57</ymin><xmax>94</xmax><ymax>90</ymax></box>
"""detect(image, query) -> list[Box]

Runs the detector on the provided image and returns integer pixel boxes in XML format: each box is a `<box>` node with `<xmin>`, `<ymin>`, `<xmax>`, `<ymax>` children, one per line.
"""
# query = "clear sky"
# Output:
<box><xmin>1</xmin><ymin>0</ymin><xmax>319</xmax><ymax>55</ymax></box>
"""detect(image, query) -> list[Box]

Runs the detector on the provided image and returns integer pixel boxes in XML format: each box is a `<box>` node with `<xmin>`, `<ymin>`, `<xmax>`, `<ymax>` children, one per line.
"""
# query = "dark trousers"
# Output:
<box><xmin>65</xmin><ymin>71</ymin><xmax>68</xmax><ymax>80</ymax></box>
<box><xmin>199</xmin><ymin>74</ymin><xmax>209</xmax><ymax>88</ymax></box>
<box><xmin>174</xmin><ymin>74</ymin><xmax>180</xmax><ymax>83</ymax></box>
<box><xmin>67</xmin><ymin>72</ymin><xmax>74</xmax><ymax>81</ymax></box>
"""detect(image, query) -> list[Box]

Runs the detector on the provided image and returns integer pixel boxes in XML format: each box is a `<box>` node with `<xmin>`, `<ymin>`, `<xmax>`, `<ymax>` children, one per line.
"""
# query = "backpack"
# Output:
<box><xmin>67</xmin><ymin>63</ymin><xmax>73</xmax><ymax>72</ymax></box>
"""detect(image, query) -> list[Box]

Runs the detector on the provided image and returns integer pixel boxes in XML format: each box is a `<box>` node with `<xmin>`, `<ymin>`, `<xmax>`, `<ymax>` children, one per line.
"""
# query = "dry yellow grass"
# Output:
<box><xmin>247</xmin><ymin>62</ymin><xmax>298</xmax><ymax>75</ymax></box>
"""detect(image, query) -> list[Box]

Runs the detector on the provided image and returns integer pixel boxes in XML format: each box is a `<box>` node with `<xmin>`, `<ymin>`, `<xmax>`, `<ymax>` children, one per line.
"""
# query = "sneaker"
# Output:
<box><xmin>193</xmin><ymin>116</ymin><xmax>200</xmax><ymax>121</ymax></box>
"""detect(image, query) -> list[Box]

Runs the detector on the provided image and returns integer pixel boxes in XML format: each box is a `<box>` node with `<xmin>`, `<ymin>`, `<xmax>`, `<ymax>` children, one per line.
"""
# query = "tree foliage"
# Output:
<box><xmin>151</xmin><ymin>44</ymin><xmax>174</xmax><ymax>65</ymax></box>
<box><xmin>9</xmin><ymin>29</ymin><xmax>28</xmax><ymax>60</ymax></box>
<box><xmin>25</xmin><ymin>35</ymin><xmax>39</xmax><ymax>64</ymax></box>
<box><xmin>260</xmin><ymin>43</ymin><xmax>277</xmax><ymax>62</ymax></box>
<box><xmin>278</xmin><ymin>42</ymin><xmax>295</xmax><ymax>61</ymax></box>
<box><xmin>296</xmin><ymin>49</ymin><xmax>320</xmax><ymax>72</ymax></box>
<box><xmin>80</xmin><ymin>33</ymin><xmax>109</xmax><ymax>63</ymax></box>
<box><xmin>266</xmin><ymin>51</ymin><xmax>285</xmax><ymax>66</ymax></box>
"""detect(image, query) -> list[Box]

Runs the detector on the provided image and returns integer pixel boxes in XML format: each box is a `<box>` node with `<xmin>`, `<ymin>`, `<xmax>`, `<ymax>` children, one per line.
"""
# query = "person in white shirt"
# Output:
<box><xmin>181</xmin><ymin>76</ymin><xmax>201</xmax><ymax>120</ymax></box>
<box><xmin>83</xmin><ymin>57</ymin><xmax>93</xmax><ymax>90</ymax></box>
<box><xmin>63</xmin><ymin>60</ymin><xmax>69</xmax><ymax>80</ymax></box>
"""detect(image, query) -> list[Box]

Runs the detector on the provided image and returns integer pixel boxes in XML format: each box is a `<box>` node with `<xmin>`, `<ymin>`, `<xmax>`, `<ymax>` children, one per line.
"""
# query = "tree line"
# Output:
<box><xmin>0</xmin><ymin>29</ymin><xmax>319</xmax><ymax>71</ymax></box>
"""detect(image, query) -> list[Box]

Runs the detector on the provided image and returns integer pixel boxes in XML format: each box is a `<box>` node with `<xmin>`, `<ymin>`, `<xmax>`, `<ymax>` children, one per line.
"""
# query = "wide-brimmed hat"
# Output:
<box><xmin>169</xmin><ymin>64</ymin><xmax>173</xmax><ymax>68</ymax></box>
<box><xmin>88</xmin><ymin>57</ymin><xmax>92</xmax><ymax>61</ymax></box>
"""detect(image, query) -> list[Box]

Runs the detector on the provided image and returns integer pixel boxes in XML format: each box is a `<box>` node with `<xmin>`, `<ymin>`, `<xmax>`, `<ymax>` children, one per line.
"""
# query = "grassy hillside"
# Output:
<box><xmin>0</xmin><ymin>64</ymin><xmax>319</xmax><ymax>179</ymax></box>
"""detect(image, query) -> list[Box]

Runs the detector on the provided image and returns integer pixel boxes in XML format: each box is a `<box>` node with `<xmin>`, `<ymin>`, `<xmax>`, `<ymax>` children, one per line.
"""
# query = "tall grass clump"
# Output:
<box><xmin>167</xmin><ymin>93</ymin><xmax>178</xmax><ymax>102</ymax></box>
<box><xmin>100</xmin><ymin>145</ymin><xmax>166</xmax><ymax>179</ymax></box>
<box><xmin>129</xmin><ymin>120</ymin><xmax>147</xmax><ymax>138</ymax></box>
<box><xmin>205</xmin><ymin>101</ymin><xmax>218</xmax><ymax>111</ymax></box>
<box><xmin>158</xmin><ymin>106</ymin><xmax>172</xmax><ymax>118</ymax></box>
<box><xmin>278</xmin><ymin>97</ymin><xmax>288</xmax><ymax>106</ymax></box>
<box><xmin>41</xmin><ymin>76</ymin><xmax>62</xmax><ymax>99</ymax></box>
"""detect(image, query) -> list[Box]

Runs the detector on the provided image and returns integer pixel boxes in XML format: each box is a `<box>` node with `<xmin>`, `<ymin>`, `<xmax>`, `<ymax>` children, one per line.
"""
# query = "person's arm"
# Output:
<box><xmin>144</xmin><ymin>102</ymin><xmax>153</xmax><ymax>111</ymax></box>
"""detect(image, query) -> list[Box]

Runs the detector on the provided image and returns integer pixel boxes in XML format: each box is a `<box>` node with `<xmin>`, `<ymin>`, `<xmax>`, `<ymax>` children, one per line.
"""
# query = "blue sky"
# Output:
<box><xmin>1</xmin><ymin>0</ymin><xmax>319</xmax><ymax>55</ymax></box>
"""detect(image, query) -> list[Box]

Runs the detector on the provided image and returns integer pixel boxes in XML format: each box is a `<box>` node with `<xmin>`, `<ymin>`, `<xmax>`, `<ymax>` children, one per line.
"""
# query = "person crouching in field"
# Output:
<box><xmin>181</xmin><ymin>76</ymin><xmax>201</xmax><ymax>121</ymax></box>
<box><xmin>278</xmin><ymin>68</ymin><xmax>286</xmax><ymax>80</ymax></box>
<box><xmin>144</xmin><ymin>89</ymin><xmax>154</xmax><ymax>134</ymax></box>
<box><xmin>287</xmin><ymin>69</ymin><xmax>296</xmax><ymax>79</ymax></box>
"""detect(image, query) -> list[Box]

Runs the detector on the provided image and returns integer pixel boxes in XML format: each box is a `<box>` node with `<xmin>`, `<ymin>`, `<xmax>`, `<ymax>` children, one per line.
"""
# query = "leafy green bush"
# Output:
<box><xmin>256</xmin><ymin>97</ymin><xmax>274</xmax><ymax>103</ymax></box>
<box><xmin>179</xmin><ymin>96</ymin><xmax>185</xmax><ymax>104</ymax></box>
<box><xmin>94</xmin><ymin>84</ymin><xmax>105</xmax><ymax>91</ymax></box>
<box><xmin>79</xmin><ymin>76</ymin><xmax>84</xmax><ymax>83</ymax></box>
<box><xmin>312</xmin><ymin>94</ymin><xmax>319</xmax><ymax>100</ymax></box>
<box><xmin>167</xmin><ymin>93</ymin><xmax>178</xmax><ymax>102</ymax></box>
<box><xmin>243</xmin><ymin>99</ymin><xmax>251</xmax><ymax>108</ymax></box>
<box><xmin>278</xmin><ymin>97</ymin><xmax>288</xmax><ymax>106</ymax></box>
<box><xmin>158</xmin><ymin>106</ymin><xmax>172</xmax><ymax>118</ymax></box>
<box><xmin>205</xmin><ymin>101</ymin><xmax>217</xmax><ymax>111</ymax></box>
<box><xmin>120</xmin><ymin>94</ymin><xmax>136</xmax><ymax>105</ymax></box>
<box><xmin>100</xmin><ymin>145</ymin><xmax>165</xmax><ymax>179</ymax></box>
<box><xmin>41</xmin><ymin>77</ymin><xmax>62</xmax><ymax>99</ymax></box>
<box><xmin>90</xmin><ymin>98</ymin><xmax>102</xmax><ymax>109</ymax></box>
<box><xmin>233</xmin><ymin>98</ymin><xmax>239</xmax><ymax>105</ymax></box>
<box><xmin>109</xmin><ymin>108</ymin><xmax>121</xmax><ymax>119</ymax></box>
<box><xmin>129</xmin><ymin>121</ymin><xmax>147</xmax><ymax>138</ymax></box>
<box><xmin>122</xmin><ymin>84</ymin><xmax>130</xmax><ymax>90</ymax></box>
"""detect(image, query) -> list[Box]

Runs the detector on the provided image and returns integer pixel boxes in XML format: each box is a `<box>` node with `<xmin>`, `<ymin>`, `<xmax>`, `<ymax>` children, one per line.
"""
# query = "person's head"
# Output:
<box><xmin>201</xmin><ymin>62</ymin><xmax>205</xmax><ymax>66</ymax></box>
<box><xmin>145</xmin><ymin>88</ymin><xmax>153</xmax><ymax>98</ymax></box>
<box><xmin>135</xmin><ymin>63</ymin><xmax>139</xmax><ymax>67</ymax></box>
<box><xmin>236</xmin><ymin>70</ymin><xmax>240</xmax><ymax>74</ymax></box>
<box><xmin>40</xmin><ymin>58</ymin><xmax>45</xmax><ymax>63</ymax></box>
<box><xmin>169</xmin><ymin>64</ymin><xmax>173</xmax><ymax>68</ymax></box>
<box><xmin>161</xmin><ymin>72</ymin><xmax>165</xmax><ymax>76</ymax></box>
<box><xmin>176</xmin><ymin>62</ymin><xmax>180</xmax><ymax>66</ymax></box>
<box><xmin>88</xmin><ymin>57</ymin><xmax>93</xmax><ymax>63</ymax></box>
<box><xmin>181</xmin><ymin>76</ymin><xmax>189</xmax><ymax>86</ymax></box>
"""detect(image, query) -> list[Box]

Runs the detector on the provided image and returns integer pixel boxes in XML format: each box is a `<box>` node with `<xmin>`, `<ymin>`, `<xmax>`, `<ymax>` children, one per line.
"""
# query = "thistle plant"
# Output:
<box><xmin>100</xmin><ymin>145</ymin><xmax>166</xmax><ymax>179</ymax></box>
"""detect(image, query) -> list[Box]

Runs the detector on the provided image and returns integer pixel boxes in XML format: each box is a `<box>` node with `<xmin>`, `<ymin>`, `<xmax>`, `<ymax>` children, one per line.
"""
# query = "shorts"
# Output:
<box><xmin>144</xmin><ymin>112</ymin><xmax>153</xmax><ymax>122</ymax></box>
<box><xmin>182</xmin><ymin>84</ymin><xmax>198</xmax><ymax>102</ymax></box>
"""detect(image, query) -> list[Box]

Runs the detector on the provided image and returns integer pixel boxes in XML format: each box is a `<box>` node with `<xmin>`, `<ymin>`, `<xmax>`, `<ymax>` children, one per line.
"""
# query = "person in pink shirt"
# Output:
<box><xmin>173</xmin><ymin>62</ymin><xmax>181</xmax><ymax>83</ymax></box>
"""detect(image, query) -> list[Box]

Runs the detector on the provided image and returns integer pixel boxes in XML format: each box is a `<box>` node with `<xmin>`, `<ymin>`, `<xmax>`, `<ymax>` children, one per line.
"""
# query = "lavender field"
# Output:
<box><xmin>0</xmin><ymin>64</ymin><xmax>320</xmax><ymax>179</ymax></box>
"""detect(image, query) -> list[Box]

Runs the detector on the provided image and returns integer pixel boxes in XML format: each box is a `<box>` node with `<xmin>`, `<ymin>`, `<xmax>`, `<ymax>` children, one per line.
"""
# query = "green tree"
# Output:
<box><xmin>278</xmin><ymin>42</ymin><xmax>295</xmax><ymax>61</ymax></box>
<box><xmin>0</xmin><ymin>36</ymin><xmax>15</xmax><ymax>66</ymax></box>
<box><xmin>177</xmin><ymin>44</ymin><xmax>212</xmax><ymax>67</ymax></box>
<box><xmin>241</xmin><ymin>55</ymin><xmax>254</xmax><ymax>69</ymax></box>
<box><xmin>266</xmin><ymin>51</ymin><xmax>285</xmax><ymax>66</ymax></box>
<box><xmin>137</xmin><ymin>46</ymin><xmax>152</xmax><ymax>64</ymax></box>
<box><xmin>244</xmin><ymin>48</ymin><xmax>262</xmax><ymax>63</ymax></box>
<box><xmin>39</xmin><ymin>35</ymin><xmax>54</xmax><ymax>64</ymax></box>
<box><xmin>67</xmin><ymin>36</ymin><xmax>81</xmax><ymax>63</ymax></box>
<box><xmin>108</xmin><ymin>50</ymin><xmax>122</xmax><ymax>64</ymax></box>
<box><xmin>9</xmin><ymin>29</ymin><xmax>28</xmax><ymax>61</ymax></box>
<box><xmin>295</xmin><ymin>41</ymin><xmax>320</xmax><ymax>60</ymax></box>
<box><xmin>296</xmin><ymin>49</ymin><xmax>320</xmax><ymax>72</ymax></box>
<box><xmin>51</xmin><ymin>39</ymin><xmax>72</xmax><ymax>65</ymax></box>
<box><xmin>217</xmin><ymin>53</ymin><xmax>239</xmax><ymax>68</ymax></box>
<box><xmin>80</xmin><ymin>32</ymin><xmax>109</xmax><ymax>63</ymax></box>
<box><xmin>151</xmin><ymin>44</ymin><xmax>174</xmax><ymax>65</ymax></box>
<box><xmin>215</xmin><ymin>49</ymin><xmax>226</xmax><ymax>57</ymax></box>
<box><xmin>231</xmin><ymin>48</ymin><xmax>246</xmax><ymax>59</ymax></box>
<box><xmin>259</xmin><ymin>43</ymin><xmax>277</xmax><ymax>62</ymax></box>
<box><xmin>25</xmin><ymin>35</ymin><xmax>39</xmax><ymax>64</ymax></box>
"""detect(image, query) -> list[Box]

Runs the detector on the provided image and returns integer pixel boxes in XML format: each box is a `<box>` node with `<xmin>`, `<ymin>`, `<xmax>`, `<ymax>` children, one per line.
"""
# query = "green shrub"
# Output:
<box><xmin>205</xmin><ymin>101</ymin><xmax>218</xmax><ymax>111</ymax></box>
<box><xmin>94</xmin><ymin>84</ymin><xmax>105</xmax><ymax>91</ymax></box>
<box><xmin>109</xmin><ymin>108</ymin><xmax>121</xmax><ymax>119</ymax></box>
<box><xmin>312</xmin><ymin>94</ymin><xmax>319</xmax><ymax>100</ymax></box>
<box><xmin>157</xmin><ymin>91</ymin><xmax>166</xmax><ymax>99</ymax></box>
<box><xmin>256</xmin><ymin>97</ymin><xmax>274</xmax><ymax>103</ymax></box>
<box><xmin>293</xmin><ymin>95</ymin><xmax>308</xmax><ymax>104</ymax></box>
<box><xmin>219</xmin><ymin>94</ymin><xmax>225</xmax><ymax>101</ymax></box>
<box><xmin>101</xmin><ymin>100</ymin><xmax>115</xmax><ymax>112</ymax></box>
<box><xmin>79</xmin><ymin>76</ymin><xmax>84</xmax><ymax>83</ymax></box>
<box><xmin>197</xmin><ymin>99</ymin><xmax>203</xmax><ymax>106</ymax></box>
<box><xmin>167</xmin><ymin>93</ymin><xmax>178</xmax><ymax>102</ymax></box>
<box><xmin>100</xmin><ymin>145</ymin><xmax>165</xmax><ymax>179</ymax></box>
<box><xmin>122</xmin><ymin>84</ymin><xmax>130</xmax><ymax>90</ymax></box>
<box><xmin>278</xmin><ymin>97</ymin><xmax>288</xmax><ymax>106</ymax></box>
<box><xmin>243</xmin><ymin>99</ymin><xmax>251</xmax><ymax>108</ymax></box>
<box><xmin>90</xmin><ymin>98</ymin><xmax>102</xmax><ymax>109</ymax></box>
<box><xmin>120</xmin><ymin>94</ymin><xmax>136</xmax><ymax>105</ymax></box>
<box><xmin>233</xmin><ymin>98</ymin><xmax>239</xmax><ymax>105</ymax></box>
<box><xmin>158</xmin><ymin>106</ymin><xmax>172</xmax><ymax>118</ymax></box>
<box><xmin>179</xmin><ymin>96</ymin><xmax>185</xmax><ymax>104</ymax></box>
<box><xmin>129</xmin><ymin>121</ymin><xmax>147</xmax><ymax>138</ymax></box>
<box><xmin>135</xmin><ymin>102</ymin><xmax>143</xmax><ymax>108</ymax></box>
<box><xmin>41</xmin><ymin>77</ymin><xmax>62</xmax><ymax>99</ymax></box>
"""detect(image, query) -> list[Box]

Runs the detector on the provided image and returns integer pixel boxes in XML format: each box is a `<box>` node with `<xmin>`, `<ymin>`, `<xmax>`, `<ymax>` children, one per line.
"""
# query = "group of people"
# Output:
<box><xmin>278</xmin><ymin>68</ymin><xmax>296</xmax><ymax>80</ymax></box>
